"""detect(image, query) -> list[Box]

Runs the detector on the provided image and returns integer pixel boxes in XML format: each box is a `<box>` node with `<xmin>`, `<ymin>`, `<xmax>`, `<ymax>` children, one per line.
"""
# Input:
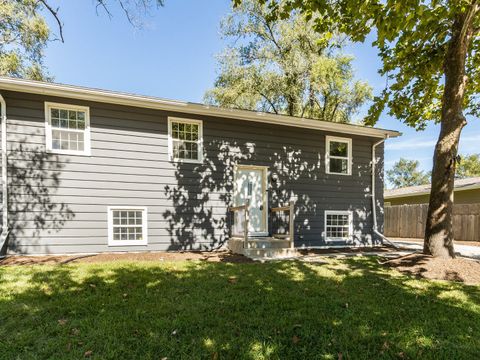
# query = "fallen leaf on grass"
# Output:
<box><xmin>58</xmin><ymin>319</ymin><xmax>67</xmax><ymax>326</ymax></box>
<box><xmin>228</xmin><ymin>276</ymin><xmax>237</xmax><ymax>284</ymax></box>
<box><xmin>84</xmin><ymin>350</ymin><xmax>93</xmax><ymax>357</ymax></box>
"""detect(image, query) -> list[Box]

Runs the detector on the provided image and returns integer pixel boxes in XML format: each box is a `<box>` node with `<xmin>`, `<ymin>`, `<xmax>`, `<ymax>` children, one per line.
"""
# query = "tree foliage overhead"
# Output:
<box><xmin>0</xmin><ymin>0</ymin><xmax>164</xmax><ymax>81</ymax></box>
<box><xmin>456</xmin><ymin>153</ymin><xmax>480</xmax><ymax>178</ymax></box>
<box><xmin>205</xmin><ymin>0</ymin><xmax>372</xmax><ymax>122</ymax></box>
<box><xmin>0</xmin><ymin>1</ymin><xmax>51</xmax><ymax>80</ymax></box>
<box><xmin>246</xmin><ymin>0</ymin><xmax>480</xmax><ymax>129</ymax></box>
<box><xmin>386</xmin><ymin>158</ymin><xmax>430</xmax><ymax>189</ymax></box>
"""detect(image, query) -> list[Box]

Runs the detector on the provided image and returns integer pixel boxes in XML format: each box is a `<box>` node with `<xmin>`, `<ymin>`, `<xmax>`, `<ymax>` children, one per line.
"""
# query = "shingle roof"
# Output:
<box><xmin>385</xmin><ymin>177</ymin><xmax>480</xmax><ymax>199</ymax></box>
<box><xmin>0</xmin><ymin>76</ymin><xmax>401</xmax><ymax>139</ymax></box>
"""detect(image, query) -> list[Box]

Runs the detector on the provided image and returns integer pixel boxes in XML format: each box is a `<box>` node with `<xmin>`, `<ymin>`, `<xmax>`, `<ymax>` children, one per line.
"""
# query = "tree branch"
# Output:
<box><xmin>118</xmin><ymin>0</ymin><xmax>136</xmax><ymax>26</ymax></box>
<box><xmin>96</xmin><ymin>0</ymin><xmax>113</xmax><ymax>19</ymax></box>
<box><xmin>38</xmin><ymin>0</ymin><xmax>64</xmax><ymax>42</ymax></box>
<box><xmin>460</xmin><ymin>0</ymin><xmax>480</xmax><ymax>43</ymax></box>
<box><xmin>259</xmin><ymin>92</ymin><xmax>279</xmax><ymax>114</ymax></box>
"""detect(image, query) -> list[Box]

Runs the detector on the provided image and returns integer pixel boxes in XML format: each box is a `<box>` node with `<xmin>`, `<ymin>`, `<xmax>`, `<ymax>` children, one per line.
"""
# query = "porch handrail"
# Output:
<box><xmin>270</xmin><ymin>200</ymin><xmax>295</xmax><ymax>248</ymax></box>
<box><xmin>227</xmin><ymin>199</ymin><xmax>249</xmax><ymax>248</ymax></box>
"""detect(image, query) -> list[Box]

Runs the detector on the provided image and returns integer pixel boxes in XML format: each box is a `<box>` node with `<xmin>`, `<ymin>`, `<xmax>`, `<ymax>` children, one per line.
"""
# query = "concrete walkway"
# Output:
<box><xmin>392</xmin><ymin>240</ymin><xmax>480</xmax><ymax>260</ymax></box>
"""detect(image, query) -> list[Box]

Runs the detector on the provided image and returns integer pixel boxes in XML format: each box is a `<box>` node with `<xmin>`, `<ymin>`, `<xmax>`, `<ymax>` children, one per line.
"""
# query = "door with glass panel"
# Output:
<box><xmin>234</xmin><ymin>166</ymin><xmax>268</xmax><ymax>236</ymax></box>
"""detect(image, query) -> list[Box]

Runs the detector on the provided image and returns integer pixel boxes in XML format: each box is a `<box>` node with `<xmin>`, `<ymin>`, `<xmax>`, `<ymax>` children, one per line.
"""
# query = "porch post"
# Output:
<box><xmin>244</xmin><ymin>199</ymin><xmax>249</xmax><ymax>248</ymax></box>
<box><xmin>289</xmin><ymin>200</ymin><xmax>294</xmax><ymax>249</ymax></box>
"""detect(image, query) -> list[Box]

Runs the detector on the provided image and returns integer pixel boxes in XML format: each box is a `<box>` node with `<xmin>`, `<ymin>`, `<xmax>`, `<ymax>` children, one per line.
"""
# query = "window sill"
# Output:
<box><xmin>108</xmin><ymin>241</ymin><xmax>148</xmax><ymax>247</ymax></box>
<box><xmin>170</xmin><ymin>158</ymin><xmax>203</xmax><ymax>164</ymax></box>
<box><xmin>325</xmin><ymin>238</ymin><xmax>353</xmax><ymax>242</ymax></box>
<box><xmin>326</xmin><ymin>171</ymin><xmax>351</xmax><ymax>176</ymax></box>
<box><xmin>47</xmin><ymin>148</ymin><xmax>91</xmax><ymax>156</ymax></box>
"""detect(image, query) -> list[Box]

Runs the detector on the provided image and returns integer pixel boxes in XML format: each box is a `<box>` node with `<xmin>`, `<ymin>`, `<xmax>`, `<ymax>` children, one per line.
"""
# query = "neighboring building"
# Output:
<box><xmin>385</xmin><ymin>177</ymin><xmax>480</xmax><ymax>206</ymax></box>
<box><xmin>0</xmin><ymin>77</ymin><xmax>399</xmax><ymax>255</ymax></box>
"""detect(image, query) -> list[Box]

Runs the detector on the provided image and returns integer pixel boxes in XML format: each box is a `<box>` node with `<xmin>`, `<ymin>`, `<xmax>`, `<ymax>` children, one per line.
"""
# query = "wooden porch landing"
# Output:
<box><xmin>227</xmin><ymin>236</ymin><xmax>298</xmax><ymax>260</ymax></box>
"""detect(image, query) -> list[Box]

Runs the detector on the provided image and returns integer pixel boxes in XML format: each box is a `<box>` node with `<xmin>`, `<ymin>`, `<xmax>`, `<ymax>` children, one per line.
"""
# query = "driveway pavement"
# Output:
<box><xmin>392</xmin><ymin>239</ymin><xmax>480</xmax><ymax>260</ymax></box>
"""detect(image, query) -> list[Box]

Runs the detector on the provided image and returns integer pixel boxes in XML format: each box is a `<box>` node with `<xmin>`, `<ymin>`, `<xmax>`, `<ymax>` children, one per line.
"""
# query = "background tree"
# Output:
<box><xmin>386</xmin><ymin>158</ymin><xmax>430</xmax><ymax>189</ymax></box>
<box><xmin>0</xmin><ymin>1</ymin><xmax>51</xmax><ymax>80</ymax></box>
<box><xmin>248</xmin><ymin>0</ymin><xmax>480</xmax><ymax>258</ymax></box>
<box><xmin>456</xmin><ymin>153</ymin><xmax>480</xmax><ymax>178</ymax></box>
<box><xmin>205</xmin><ymin>0</ymin><xmax>372</xmax><ymax>122</ymax></box>
<box><xmin>0</xmin><ymin>0</ymin><xmax>163</xmax><ymax>80</ymax></box>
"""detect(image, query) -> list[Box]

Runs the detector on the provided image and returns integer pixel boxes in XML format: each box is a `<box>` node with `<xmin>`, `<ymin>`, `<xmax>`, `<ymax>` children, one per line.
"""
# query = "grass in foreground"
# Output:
<box><xmin>0</xmin><ymin>257</ymin><xmax>479</xmax><ymax>359</ymax></box>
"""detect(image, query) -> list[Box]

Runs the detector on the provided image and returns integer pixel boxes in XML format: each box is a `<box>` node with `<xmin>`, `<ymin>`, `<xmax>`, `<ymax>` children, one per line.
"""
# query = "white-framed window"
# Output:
<box><xmin>108</xmin><ymin>207</ymin><xmax>148</xmax><ymax>246</ymax></box>
<box><xmin>45</xmin><ymin>102</ymin><xmax>91</xmax><ymax>155</ymax></box>
<box><xmin>326</xmin><ymin>136</ymin><xmax>352</xmax><ymax>175</ymax></box>
<box><xmin>168</xmin><ymin>117</ymin><xmax>203</xmax><ymax>163</ymax></box>
<box><xmin>324</xmin><ymin>210</ymin><xmax>353</xmax><ymax>241</ymax></box>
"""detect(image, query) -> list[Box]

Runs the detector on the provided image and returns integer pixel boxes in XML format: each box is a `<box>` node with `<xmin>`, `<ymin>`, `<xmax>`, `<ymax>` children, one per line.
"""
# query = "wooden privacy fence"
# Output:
<box><xmin>384</xmin><ymin>203</ymin><xmax>480</xmax><ymax>242</ymax></box>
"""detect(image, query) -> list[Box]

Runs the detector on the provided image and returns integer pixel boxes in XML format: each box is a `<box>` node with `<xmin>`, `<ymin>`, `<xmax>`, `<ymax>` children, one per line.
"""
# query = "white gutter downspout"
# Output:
<box><xmin>372</xmin><ymin>136</ymin><xmax>398</xmax><ymax>249</ymax></box>
<box><xmin>0</xmin><ymin>93</ymin><xmax>9</xmax><ymax>254</ymax></box>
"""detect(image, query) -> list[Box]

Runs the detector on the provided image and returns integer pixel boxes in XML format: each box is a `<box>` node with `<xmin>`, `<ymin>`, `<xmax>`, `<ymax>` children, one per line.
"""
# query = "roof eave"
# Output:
<box><xmin>0</xmin><ymin>76</ymin><xmax>401</xmax><ymax>139</ymax></box>
<box><xmin>385</xmin><ymin>183</ymin><xmax>480</xmax><ymax>199</ymax></box>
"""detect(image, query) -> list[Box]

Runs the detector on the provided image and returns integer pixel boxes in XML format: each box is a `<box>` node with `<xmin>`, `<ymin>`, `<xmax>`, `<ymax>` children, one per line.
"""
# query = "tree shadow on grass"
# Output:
<box><xmin>0</xmin><ymin>258</ymin><xmax>479</xmax><ymax>359</ymax></box>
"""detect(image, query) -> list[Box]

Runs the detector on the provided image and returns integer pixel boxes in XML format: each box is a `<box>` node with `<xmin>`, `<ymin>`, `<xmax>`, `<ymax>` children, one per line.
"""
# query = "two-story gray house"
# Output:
<box><xmin>0</xmin><ymin>77</ymin><xmax>400</xmax><ymax>256</ymax></box>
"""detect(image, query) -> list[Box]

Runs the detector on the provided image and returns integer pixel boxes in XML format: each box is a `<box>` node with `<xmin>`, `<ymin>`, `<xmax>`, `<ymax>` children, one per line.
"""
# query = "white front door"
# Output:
<box><xmin>234</xmin><ymin>166</ymin><xmax>268</xmax><ymax>236</ymax></box>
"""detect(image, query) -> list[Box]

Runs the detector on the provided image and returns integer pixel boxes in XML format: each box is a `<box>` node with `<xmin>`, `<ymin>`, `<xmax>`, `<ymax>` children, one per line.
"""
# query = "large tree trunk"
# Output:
<box><xmin>424</xmin><ymin>5</ymin><xmax>478</xmax><ymax>258</ymax></box>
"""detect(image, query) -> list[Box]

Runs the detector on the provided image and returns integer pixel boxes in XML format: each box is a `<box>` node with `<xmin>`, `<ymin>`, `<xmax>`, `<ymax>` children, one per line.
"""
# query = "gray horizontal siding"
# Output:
<box><xmin>2</xmin><ymin>90</ymin><xmax>384</xmax><ymax>254</ymax></box>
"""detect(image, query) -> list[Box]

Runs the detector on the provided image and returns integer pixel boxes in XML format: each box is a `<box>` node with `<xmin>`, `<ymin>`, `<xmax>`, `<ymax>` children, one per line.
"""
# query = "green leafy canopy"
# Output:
<box><xmin>456</xmin><ymin>153</ymin><xmax>480</xmax><ymax>178</ymax></box>
<box><xmin>239</xmin><ymin>0</ymin><xmax>480</xmax><ymax>130</ymax></box>
<box><xmin>206</xmin><ymin>0</ymin><xmax>372</xmax><ymax>123</ymax></box>
<box><xmin>386</xmin><ymin>158</ymin><xmax>430</xmax><ymax>189</ymax></box>
<box><xmin>0</xmin><ymin>0</ymin><xmax>51</xmax><ymax>80</ymax></box>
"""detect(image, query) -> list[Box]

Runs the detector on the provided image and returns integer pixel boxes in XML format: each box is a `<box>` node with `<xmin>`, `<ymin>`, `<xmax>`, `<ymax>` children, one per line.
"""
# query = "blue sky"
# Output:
<box><xmin>45</xmin><ymin>0</ymin><xmax>480</xmax><ymax>174</ymax></box>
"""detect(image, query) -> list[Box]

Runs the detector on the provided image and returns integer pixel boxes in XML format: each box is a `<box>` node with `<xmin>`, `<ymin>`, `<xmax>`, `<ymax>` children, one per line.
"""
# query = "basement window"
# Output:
<box><xmin>45</xmin><ymin>102</ymin><xmax>91</xmax><ymax>155</ymax></box>
<box><xmin>108</xmin><ymin>207</ymin><xmax>148</xmax><ymax>246</ymax></box>
<box><xmin>326</xmin><ymin>136</ymin><xmax>352</xmax><ymax>175</ymax></box>
<box><xmin>325</xmin><ymin>211</ymin><xmax>353</xmax><ymax>241</ymax></box>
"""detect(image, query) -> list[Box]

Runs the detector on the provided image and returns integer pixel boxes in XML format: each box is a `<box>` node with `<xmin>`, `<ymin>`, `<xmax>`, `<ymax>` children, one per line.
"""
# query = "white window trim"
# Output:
<box><xmin>107</xmin><ymin>206</ymin><xmax>148</xmax><ymax>246</ymax></box>
<box><xmin>324</xmin><ymin>210</ymin><xmax>353</xmax><ymax>242</ymax></box>
<box><xmin>167</xmin><ymin>117</ymin><xmax>203</xmax><ymax>164</ymax></box>
<box><xmin>325</xmin><ymin>135</ymin><xmax>352</xmax><ymax>175</ymax></box>
<box><xmin>45</xmin><ymin>102</ymin><xmax>91</xmax><ymax>156</ymax></box>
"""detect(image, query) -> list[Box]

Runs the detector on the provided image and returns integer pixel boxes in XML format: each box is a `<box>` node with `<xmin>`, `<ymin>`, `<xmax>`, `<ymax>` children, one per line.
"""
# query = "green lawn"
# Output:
<box><xmin>0</xmin><ymin>257</ymin><xmax>479</xmax><ymax>359</ymax></box>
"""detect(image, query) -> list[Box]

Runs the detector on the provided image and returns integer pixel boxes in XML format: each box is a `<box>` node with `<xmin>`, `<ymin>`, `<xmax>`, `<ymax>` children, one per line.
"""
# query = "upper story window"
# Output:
<box><xmin>168</xmin><ymin>117</ymin><xmax>203</xmax><ymax>163</ymax></box>
<box><xmin>45</xmin><ymin>102</ymin><xmax>91</xmax><ymax>156</ymax></box>
<box><xmin>326</xmin><ymin>136</ymin><xmax>352</xmax><ymax>175</ymax></box>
